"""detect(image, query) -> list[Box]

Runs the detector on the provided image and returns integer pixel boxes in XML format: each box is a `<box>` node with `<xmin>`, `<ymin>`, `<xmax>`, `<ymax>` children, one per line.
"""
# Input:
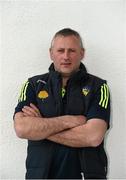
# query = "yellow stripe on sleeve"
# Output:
<box><xmin>18</xmin><ymin>81</ymin><xmax>29</xmax><ymax>102</ymax></box>
<box><xmin>23</xmin><ymin>82</ymin><xmax>29</xmax><ymax>101</ymax></box>
<box><xmin>102</xmin><ymin>84</ymin><xmax>107</xmax><ymax>108</ymax></box>
<box><xmin>105</xmin><ymin>84</ymin><xmax>109</xmax><ymax>109</ymax></box>
<box><xmin>99</xmin><ymin>85</ymin><xmax>104</xmax><ymax>106</ymax></box>
<box><xmin>99</xmin><ymin>83</ymin><xmax>109</xmax><ymax>109</ymax></box>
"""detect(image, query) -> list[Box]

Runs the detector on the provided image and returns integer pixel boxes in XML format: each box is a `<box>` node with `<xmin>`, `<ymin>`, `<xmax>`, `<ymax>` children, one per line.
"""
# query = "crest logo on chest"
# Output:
<box><xmin>82</xmin><ymin>86</ymin><xmax>90</xmax><ymax>96</ymax></box>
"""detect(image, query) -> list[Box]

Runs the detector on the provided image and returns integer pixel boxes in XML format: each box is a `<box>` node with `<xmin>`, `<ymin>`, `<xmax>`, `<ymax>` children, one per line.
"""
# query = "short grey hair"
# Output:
<box><xmin>50</xmin><ymin>28</ymin><xmax>84</xmax><ymax>49</ymax></box>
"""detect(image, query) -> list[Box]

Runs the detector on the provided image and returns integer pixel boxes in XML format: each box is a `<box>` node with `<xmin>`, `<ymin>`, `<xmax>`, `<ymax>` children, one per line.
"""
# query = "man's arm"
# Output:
<box><xmin>47</xmin><ymin>82</ymin><xmax>110</xmax><ymax>148</ymax></box>
<box><xmin>16</xmin><ymin>104</ymin><xmax>107</xmax><ymax>147</ymax></box>
<box><xmin>14</xmin><ymin>106</ymin><xmax>86</xmax><ymax>141</ymax></box>
<box><xmin>47</xmin><ymin>119</ymin><xmax>107</xmax><ymax>147</ymax></box>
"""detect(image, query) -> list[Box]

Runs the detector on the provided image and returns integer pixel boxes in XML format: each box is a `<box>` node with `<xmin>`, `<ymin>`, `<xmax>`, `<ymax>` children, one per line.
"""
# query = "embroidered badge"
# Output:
<box><xmin>38</xmin><ymin>90</ymin><xmax>49</xmax><ymax>99</ymax></box>
<box><xmin>82</xmin><ymin>86</ymin><xmax>90</xmax><ymax>96</ymax></box>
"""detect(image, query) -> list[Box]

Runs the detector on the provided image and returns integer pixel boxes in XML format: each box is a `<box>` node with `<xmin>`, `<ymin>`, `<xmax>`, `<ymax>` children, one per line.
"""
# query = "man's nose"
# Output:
<box><xmin>63</xmin><ymin>51</ymin><xmax>69</xmax><ymax>60</ymax></box>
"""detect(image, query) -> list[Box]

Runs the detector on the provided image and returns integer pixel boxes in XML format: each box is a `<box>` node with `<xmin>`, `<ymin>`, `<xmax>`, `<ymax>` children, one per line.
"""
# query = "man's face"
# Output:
<box><xmin>50</xmin><ymin>35</ymin><xmax>85</xmax><ymax>77</ymax></box>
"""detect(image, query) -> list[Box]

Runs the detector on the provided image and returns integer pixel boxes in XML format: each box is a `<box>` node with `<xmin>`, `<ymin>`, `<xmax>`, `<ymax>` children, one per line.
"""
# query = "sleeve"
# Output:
<box><xmin>14</xmin><ymin>80</ymin><xmax>37</xmax><ymax>116</ymax></box>
<box><xmin>86</xmin><ymin>82</ymin><xmax>111</xmax><ymax>128</ymax></box>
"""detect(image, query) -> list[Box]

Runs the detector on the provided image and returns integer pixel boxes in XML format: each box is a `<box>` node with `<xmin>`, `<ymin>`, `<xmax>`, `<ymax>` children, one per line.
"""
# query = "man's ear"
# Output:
<box><xmin>49</xmin><ymin>48</ymin><xmax>53</xmax><ymax>61</ymax></box>
<box><xmin>80</xmin><ymin>48</ymin><xmax>85</xmax><ymax>60</ymax></box>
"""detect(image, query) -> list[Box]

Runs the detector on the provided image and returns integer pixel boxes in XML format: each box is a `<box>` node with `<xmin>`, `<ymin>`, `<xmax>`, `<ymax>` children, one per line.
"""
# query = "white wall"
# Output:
<box><xmin>1</xmin><ymin>0</ymin><xmax>126</xmax><ymax>179</ymax></box>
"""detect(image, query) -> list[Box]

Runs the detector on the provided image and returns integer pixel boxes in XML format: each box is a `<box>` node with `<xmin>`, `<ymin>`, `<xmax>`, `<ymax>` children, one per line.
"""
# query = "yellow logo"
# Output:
<box><xmin>82</xmin><ymin>87</ymin><xmax>90</xmax><ymax>96</ymax></box>
<box><xmin>38</xmin><ymin>90</ymin><xmax>49</xmax><ymax>99</ymax></box>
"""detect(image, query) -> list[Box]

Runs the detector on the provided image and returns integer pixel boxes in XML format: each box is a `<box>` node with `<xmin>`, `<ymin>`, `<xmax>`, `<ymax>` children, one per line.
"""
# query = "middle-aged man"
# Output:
<box><xmin>14</xmin><ymin>28</ymin><xmax>110</xmax><ymax>179</ymax></box>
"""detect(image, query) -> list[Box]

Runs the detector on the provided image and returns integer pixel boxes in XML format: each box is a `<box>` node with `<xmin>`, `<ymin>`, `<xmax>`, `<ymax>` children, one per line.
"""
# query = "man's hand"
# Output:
<box><xmin>22</xmin><ymin>103</ymin><xmax>42</xmax><ymax>117</ymax></box>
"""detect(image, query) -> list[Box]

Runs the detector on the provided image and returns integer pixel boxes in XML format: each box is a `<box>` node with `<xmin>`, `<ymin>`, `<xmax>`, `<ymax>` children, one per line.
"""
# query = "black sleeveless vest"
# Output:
<box><xmin>25</xmin><ymin>63</ymin><xmax>109</xmax><ymax>179</ymax></box>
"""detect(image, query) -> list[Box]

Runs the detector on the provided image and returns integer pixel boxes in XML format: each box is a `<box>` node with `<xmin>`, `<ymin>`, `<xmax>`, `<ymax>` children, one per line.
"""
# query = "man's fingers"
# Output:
<box><xmin>30</xmin><ymin>103</ymin><xmax>41</xmax><ymax>116</ymax></box>
<box><xmin>30</xmin><ymin>103</ymin><xmax>39</xmax><ymax>111</ymax></box>
<box><xmin>22</xmin><ymin>106</ymin><xmax>38</xmax><ymax>116</ymax></box>
<box><xmin>22</xmin><ymin>105</ymin><xmax>41</xmax><ymax>117</ymax></box>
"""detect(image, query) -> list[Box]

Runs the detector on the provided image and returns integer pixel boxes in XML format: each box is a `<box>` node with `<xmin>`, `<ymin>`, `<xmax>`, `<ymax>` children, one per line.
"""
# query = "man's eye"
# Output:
<box><xmin>70</xmin><ymin>49</ymin><xmax>76</xmax><ymax>52</ymax></box>
<box><xmin>68</xmin><ymin>49</ymin><xmax>76</xmax><ymax>53</ymax></box>
<box><xmin>58</xmin><ymin>49</ymin><xmax>64</xmax><ymax>52</ymax></box>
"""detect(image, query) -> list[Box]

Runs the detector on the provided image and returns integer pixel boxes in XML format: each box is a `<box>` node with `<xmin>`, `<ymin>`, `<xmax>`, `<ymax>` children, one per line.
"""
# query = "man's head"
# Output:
<box><xmin>49</xmin><ymin>28</ymin><xmax>85</xmax><ymax>78</ymax></box>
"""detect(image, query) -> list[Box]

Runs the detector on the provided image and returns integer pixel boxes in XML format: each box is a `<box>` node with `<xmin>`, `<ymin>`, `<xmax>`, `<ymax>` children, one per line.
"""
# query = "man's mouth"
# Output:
<box><xmin>61</xmin><ymin>63</ymin><xmax>71</xmax><ymax>66</ymax></box>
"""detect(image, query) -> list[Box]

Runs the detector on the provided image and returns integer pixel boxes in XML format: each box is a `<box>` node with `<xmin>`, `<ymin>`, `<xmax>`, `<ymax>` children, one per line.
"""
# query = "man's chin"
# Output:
<box><xmin>60</xmin><ymin>70</ymin><xmax>74</xmax><ymax>78</ymax></box>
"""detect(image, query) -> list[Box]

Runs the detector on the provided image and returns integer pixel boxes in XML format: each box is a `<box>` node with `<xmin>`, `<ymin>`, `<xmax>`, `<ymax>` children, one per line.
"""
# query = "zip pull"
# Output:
<box><xmin>81</xmin><ymin>172</ymin><xmax>84</xmax><ymax>180</ymax></box>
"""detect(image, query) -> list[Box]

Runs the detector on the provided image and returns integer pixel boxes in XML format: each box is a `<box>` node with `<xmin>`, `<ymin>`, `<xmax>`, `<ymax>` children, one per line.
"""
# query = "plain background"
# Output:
<box><xmin>0</xmin><ymin>0</ymin><xmax>126</xmax><ymax>179</ymax></box>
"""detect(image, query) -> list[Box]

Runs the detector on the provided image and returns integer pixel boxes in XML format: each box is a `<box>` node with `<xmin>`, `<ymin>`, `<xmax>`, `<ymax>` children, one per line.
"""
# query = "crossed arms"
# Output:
<box><xmin>14</xmin><ymin>103</ymin><xmax>107</xmax><ymax>148</ymax></box>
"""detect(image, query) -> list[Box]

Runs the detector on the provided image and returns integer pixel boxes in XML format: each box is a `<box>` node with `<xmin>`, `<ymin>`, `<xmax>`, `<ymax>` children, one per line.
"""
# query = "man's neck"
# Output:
<box><xmin>62</xmin><ymin>77</ymin><xmax>69</xmax><ymax>87</ymax></box>
<box><xmin>61</xmin><ymin>68</ymin><xmax>80</xmax><ymax>87</ymax></box>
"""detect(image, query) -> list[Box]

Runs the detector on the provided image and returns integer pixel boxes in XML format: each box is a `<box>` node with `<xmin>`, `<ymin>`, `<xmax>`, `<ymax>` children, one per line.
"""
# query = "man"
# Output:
<box><xmin>14</xmin><ymin>28</ymin><xmax>110</xmax><ymax>179</ymax></box>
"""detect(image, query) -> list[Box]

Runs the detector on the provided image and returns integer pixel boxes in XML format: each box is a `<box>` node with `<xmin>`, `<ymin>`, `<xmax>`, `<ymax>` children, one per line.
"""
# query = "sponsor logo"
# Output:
<box><xmin>38</xmin><ymin>90</ymin><xmax>49</xmax><ymax>99</ymax></box>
